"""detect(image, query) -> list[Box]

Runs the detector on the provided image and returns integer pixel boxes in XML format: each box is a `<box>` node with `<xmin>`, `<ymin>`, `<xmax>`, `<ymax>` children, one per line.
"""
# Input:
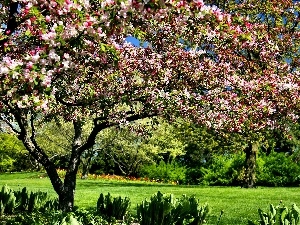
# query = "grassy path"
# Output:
<box><xmin>0</xmin><ymin>172</ymin><xmax>299</xmax><ymax>224</ymax></box>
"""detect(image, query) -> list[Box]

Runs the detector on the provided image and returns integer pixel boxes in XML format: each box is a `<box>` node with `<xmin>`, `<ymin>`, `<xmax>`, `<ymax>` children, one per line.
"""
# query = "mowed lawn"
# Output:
<box><xmin>0</xmin><ymin>173</ymin><xmax>300</xmax><ymax>225</ymax></box>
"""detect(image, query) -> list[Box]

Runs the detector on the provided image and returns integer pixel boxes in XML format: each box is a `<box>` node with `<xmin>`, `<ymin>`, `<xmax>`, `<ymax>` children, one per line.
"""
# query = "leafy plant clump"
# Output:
<box><xmin>137</xmin><ymin>191</ymin><xmax>210</xmax><ymax>225</ymax></box>
<box><xmin>0</xmin><ymin>185</ymin><xmax>58</xmax><ymax>216</ymax></box>
<box><xmin>2</xmin><ymin>209</ymin><xmax>109</xmax><ymax>225</ymax></box>
<box><xmin>97</xmin><ymin>193</ymin><xmax>131</xmax><ymax>222</ymax></box>
<box><xmin>0</xmin><ymin>185</ymin><xmax>16</xmax><ymax>215</ymax></box>
<box><xmin>249</xmin><ymin>202</ymin><xmax>300</xmax><ymax>225</ymax></box>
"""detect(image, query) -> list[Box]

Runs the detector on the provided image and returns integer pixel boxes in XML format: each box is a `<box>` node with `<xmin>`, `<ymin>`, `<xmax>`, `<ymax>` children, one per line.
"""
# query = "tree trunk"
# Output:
<box><xmin>81</xmin><ymin>164</ymin><xmax>89</xmax><ymax>179</ymax></box>
<box><xmin>81</xmin><ymin>149</ymin><xmax>93</xmax><ymax>179</ymax></box>
<box><xmin>242</xmin><ymin>142</ymin><xmax>258</xmax><ymax>188</ymax></box>
<box><xmin>81</xmin><ymin>158</ymin><xmax>91</xmax><ymax>179</ymax></box>
<box><xmin>58</xmin><ymin>121</ymin><xmax>83</xmax><ymax>211</ymax></box>
<box><xmin>18</xmin><ymin>117</ymin><xmax>83</xmax><ymax>212</ymax></box>
<box><xmin>59</xmin><ymin>172</ymin><xmax>77</xmax><ymax>211</ymax></box>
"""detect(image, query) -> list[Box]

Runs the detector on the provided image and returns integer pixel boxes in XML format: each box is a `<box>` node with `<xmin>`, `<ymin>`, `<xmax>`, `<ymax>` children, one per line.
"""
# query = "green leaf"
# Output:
<box><xmin>281</xmin><ymin>207</ymin><xmax>288</xmax><ymax>223</ymax></box>
<box><xmin>69</xmin><ymin>215</ymin><xmax>81</xmax><ymax>225</ymax></box>
<box><xmin>283</xmin><ymin>219</ymin><xmax>290</xmax><ymax>225</ymax></box>
<box><xmin>270</xmin><ymin>204</ymin><xmax>276</xmax><ymax>217</ymax></box>
<box><xmin>34</xmin><ymin>79</ymin><xmax>39</xmax><ymax>85</ymax></box>
<box><xmin>101</xmin><ymin>43</ymin><xmax>106</xmax><ymax>52</ymax></box>
<box><xmin>25</xmin><ymin>30</ymin><xmax>31</xmax><ymax>36</ymax></box>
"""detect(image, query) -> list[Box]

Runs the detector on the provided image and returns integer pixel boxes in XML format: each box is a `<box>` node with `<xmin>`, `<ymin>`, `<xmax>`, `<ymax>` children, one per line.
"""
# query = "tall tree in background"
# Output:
<box><xmin>0</xmin><ymin>0</ymin><xmax>299</xmax><ymax>210</ymax></box>
<box><xmin>181</xmin><ymin>0</ymin><xmax>300</xmax><ymax>187</ymax></box>
<box><xmin>94</xmin><ymin>122</ymin><xmax>158</xmax><ymax>177</ymax></box>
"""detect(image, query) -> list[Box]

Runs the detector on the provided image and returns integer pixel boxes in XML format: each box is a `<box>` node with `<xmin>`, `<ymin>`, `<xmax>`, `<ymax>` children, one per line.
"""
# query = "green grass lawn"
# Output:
<box><xmin>0</xmin><ymin>172</ymin><xmax>299</xmax><ymax>225</ymax></box>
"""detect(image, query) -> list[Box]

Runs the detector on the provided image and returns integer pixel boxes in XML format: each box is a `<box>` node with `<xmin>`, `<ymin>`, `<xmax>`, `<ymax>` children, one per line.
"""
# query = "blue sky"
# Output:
<box><xmin>125</xmin><ymin>36</ymin><xmax>140</xmax><ymax>46</ymax></box>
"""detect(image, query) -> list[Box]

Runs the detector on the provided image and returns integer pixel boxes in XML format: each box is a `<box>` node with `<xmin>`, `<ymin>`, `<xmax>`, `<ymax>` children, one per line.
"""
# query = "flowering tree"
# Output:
<box><xmin>0</xmin><ymin>0</ymin><xmax>299</xmax><ymax>210</ymax></box>
<box><xmin>202</xmin><ymin>0</ymin><xmax>300</xmax><ymax>187</ymax></box>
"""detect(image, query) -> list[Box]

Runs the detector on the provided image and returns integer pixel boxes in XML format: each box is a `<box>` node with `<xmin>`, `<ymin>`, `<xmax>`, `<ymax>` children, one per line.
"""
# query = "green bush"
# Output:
<box><xmin>96</xmin><ymin>193</ymin><xmax>130</xmax><ymax>222</ymax></box>
<box><xmin>139</xmin><ymin>161</ymin><xmax>186</xmax><ymax>184</ymax></box>
<box><xmin>249</xmin><ymin>203</ymin><xmax>300</xmax><ymax>225</ymax></box>
<box><xmin>137</xmin><ymin>191</ymin><xmax>209</xmax><ymax>225</ymax></box>
<box><xmin>0</xmin><ymin>133</ymin><xmax>34</xmax><ymax>172</ymax></box>
<box><xmin>200</xmin><ymin>154</ymin><xmax>245</xmax><ymax>186</ymax></box>
<box><xmin>2</xmin><ymin>208</ymin><xmax>130</xmax><ymax>225</ymax></box>
<box><xmin>3</xmin><ymin>211</ymin><xmax>53</xmax><ymax>225</ymax></box>
<box><xmin>0</xmin><ymin>185</ymin><xmax>58</xmax><ymax>215</ymax></box>
<box><xmin>3</xmin><ymin>210</ymin><xmax>98</xmax><ymax>225</ymax></box>
<box><xmin>185</xmin><ymin>167</ymin><xmax>205</xmax><ymax>185</ymax></box>
<box><xmin>256</xmin><ymin>152</ymin><xmax>300</xmax><ymax>187</ymax></box>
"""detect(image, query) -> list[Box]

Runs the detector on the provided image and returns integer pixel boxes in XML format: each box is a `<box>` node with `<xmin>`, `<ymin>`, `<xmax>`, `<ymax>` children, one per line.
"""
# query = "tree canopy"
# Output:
<box><xmin>0</xmin><ymin>0</ymin><xmax>299</xmax><ymax>211</ymax></box>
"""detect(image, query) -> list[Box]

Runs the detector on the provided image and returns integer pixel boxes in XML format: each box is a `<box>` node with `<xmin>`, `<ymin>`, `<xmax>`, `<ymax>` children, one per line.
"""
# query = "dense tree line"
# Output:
<box><xmin>1</xmin><ymin>118</ymin><xmax>300</xmax><ymax>187</ymax></box>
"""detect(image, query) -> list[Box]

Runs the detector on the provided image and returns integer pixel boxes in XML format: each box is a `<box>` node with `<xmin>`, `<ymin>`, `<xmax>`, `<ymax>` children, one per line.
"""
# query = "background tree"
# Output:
<box><xmin>147</xmin><ymin>119</ymin><xmax>185</xmax><ymax>163</ymax></box>
<box><xmin>92</xmin><ymin>121</ymin><xmax>158</xmax><ymax>177</ymax></box>
<box><xmin>36</xmin><ymin>119</ymin><xmax>98</xmax><ymax>176</ymax></box>
<box><xmin>0</xmin><ymin>133</ymin><xmax>35</xmax><ymax>172</ymax></box>
<box><xmin>181</xmin><ymin>0</ymin><xmax>300</xmax><ymax>187</ymax></box>
<box><xmin>173</xmin><ymin>120</ymin><xmax>248</xmax><ymax>184</ymax></box>
<box><xmin>88</xmin><ymin>118</ymin><xmax>185</xmax><ymax>177</ymax></box>
<box><xmin>36</xmin><ymin>120</ymin><xmax>73</xmax><ymax>169</ymax></box>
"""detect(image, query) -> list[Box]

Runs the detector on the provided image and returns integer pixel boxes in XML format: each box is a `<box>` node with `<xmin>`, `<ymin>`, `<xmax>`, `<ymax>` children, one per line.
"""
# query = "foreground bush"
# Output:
<box><xmin>97</xmin><ymin>193</ymin><xmax>130</xmax><ymax>222</ymax></box>
<box><xmin>249</xmin><ymin>203</ymin><xmax>300</xmax><ymax>225</ymax></box>
<box><xmin>137</xmin><ymin>191</ymin><xmax>209</xmax><ymax>225</ymax></box>
<box><xmin>2</xmin><ymin>209</ymin><xmax>109</xmax><ymax>225</ymax></box>
<box><xmin>0</xmin><ymin>187</ymin><xmax>211</xmax><ymax>225</ymax></box>
<box><xmin>6</xmin><ymin>186</ymin><xmax>300</xmax><ymax>225</ymax></box>
<box><xmin>0</xmin><ymin>185</ymin><xmax>58</xmax><ymax>215</ymax></box>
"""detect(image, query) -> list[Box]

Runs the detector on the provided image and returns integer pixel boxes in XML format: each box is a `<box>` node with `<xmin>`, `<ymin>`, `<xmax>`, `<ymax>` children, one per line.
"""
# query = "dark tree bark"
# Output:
<box><xmin>57</xmin><ymin>121</ymin><xmax>82</xmax><ymax>211</ymax></box>
<box><xmin>59</xmin><ymin>167</ymin><xmax>78</xmax><ymax>211</ymax></box>
<box><xmin>242</xmin><ymin>142</ymin><xmax>258</xmax><ymax>188</ymax></box>
<box><xmin>0</xmin><ymin>2</ymin><xmax>21</xmax><ymax>51</ymax></box>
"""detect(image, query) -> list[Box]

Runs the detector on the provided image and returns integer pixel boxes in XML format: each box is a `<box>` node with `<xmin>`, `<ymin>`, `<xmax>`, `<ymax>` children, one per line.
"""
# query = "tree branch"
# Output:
<box><xmin>78</xmin><ymin>111</ymin><xmax>158</xmax><ymax>156</ymax></box>
<box><xmin>0</xmin><ymin>2</ymin><xmax>20</xmax><ymax>50</ymax></box>
<box><xmin>0</xmin><ymin>115</ymin><xmax>21</xmax><ymax>134</ymax></box>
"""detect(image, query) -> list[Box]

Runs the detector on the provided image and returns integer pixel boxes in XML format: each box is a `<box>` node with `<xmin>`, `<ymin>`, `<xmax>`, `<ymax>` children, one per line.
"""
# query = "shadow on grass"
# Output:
<box><xmin>77</xmin><ymin>180</ymin><xmax>177</xmax><ymax>188</ymax></box>
<box><xmin>76</xmin><ymin>179</ymin><xmax>213</xmax><ymax>190</ymax></box>
<box><xmin>0</xmin><ymin>172</ymin><xmax>47</xmax><ymax>180</ymax></box>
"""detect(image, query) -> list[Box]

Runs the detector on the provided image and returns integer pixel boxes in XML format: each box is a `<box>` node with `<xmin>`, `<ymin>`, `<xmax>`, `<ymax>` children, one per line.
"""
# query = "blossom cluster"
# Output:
<box><xmin>0</xmin><ymin>0</ymin><xmax>299</xmax><ymax>133</ymax></box>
